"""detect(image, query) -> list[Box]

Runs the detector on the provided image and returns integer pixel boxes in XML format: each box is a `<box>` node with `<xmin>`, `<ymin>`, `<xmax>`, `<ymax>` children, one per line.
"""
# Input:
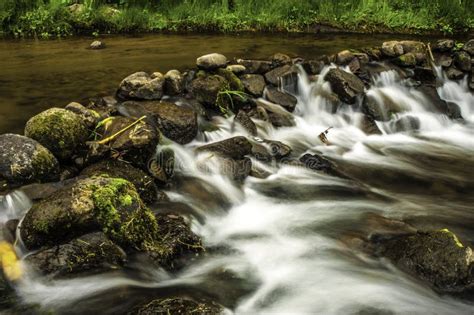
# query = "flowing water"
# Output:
<box><xmin>1</xmin><ymin>34</ymin><xmax>474</xmax><ymax>314</ymax></box>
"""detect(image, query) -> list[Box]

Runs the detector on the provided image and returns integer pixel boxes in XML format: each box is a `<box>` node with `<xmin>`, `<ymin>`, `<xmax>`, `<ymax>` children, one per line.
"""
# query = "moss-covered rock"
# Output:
<box><xmin>80</xmin><ymin>159</ymin><xmax>159</xmax><ymax>204</ymax></box>
<box><xmin>216</xmin><ymin>68</ymin><xmax>244</xmax><ymax>92</ymax></box>
<box><xmin>454</xmin><ymin>51</ymin><xmax>472</xmax><ymax>72</ymax></box>
<box><xmin>395</xmin><ymin>53</ymin><xmax>417</xmax><ymax>67</ymax></box>
<box><xmin>65</xmin><ymin>102</ymin><xmax>101</xmax><ymax>129</ymax></box>
<box><xmin>24</xmin><ymin>108</ymin><xmax>89</xmax><ymax>161</ymax></box>
<box><xmin>24</xmin><ymin>232</ymin><xmax>126</xmax><ymax>278</ymax></box>
<box><xmin>190</xmin><ymin>74</ymin><xmax>229</xmax><ymax>106</ymax></box>
<box><xmin>0</xmin><ymin>134</ymin><xmax>59</xmax><ymax>187</ymax></box>
<box><xmin>372</xmin><ymin>229</ymin><xmax>474</xmax><ymax>294</ymax></box>
<box><xmin>20</xmin><ymin>176</ymin><xmax>159</xmax><ymax>251</ymax></box>
<box><xmin>128</xmin><ymin>297</ymin><xmax>223</xmax><ymax>315</ymax></box>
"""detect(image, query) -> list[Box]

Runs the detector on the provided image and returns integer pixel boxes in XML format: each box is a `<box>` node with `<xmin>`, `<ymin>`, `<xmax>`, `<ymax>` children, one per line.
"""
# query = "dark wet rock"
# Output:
<box><xmin>300</xmin><ymin>153</ymin><xmax>336</xmax><ymax>174</ymax></box>
<box><xmin>241</xmin><ymin>74</ymin><xmax>266</xmax><ymax>97</ymax></box>
<box><xmin>117</xmin><ymin>72</ymin><xmax>164</xmax><ymax>101</ymax></box>
<box><xmin>20</xmin><ymin>176</ymin><xmax>159</xmax><ymax>251</ymax></box>
<box><xmin>437</xmin><ymin>54</ymin><xmax>453</xmax><ymax>68</ymax></box>
<box><xmin>237</xmin><ymin>59</ymin><xmax>273</xmax><ymax>74</ymax></box>
<box><xmin>335</xmin><ymin>50</ymin><xmax>355</xmax><ymax>65</ymax></box>
<box><xmin>81</xmin><ymin>159</ymin><xmax>159</xmax><ymax>204</ymax></box>
<box><xmin>196</xmin><ymin>136</ymin><xmax>252</xmax><ymax>159</ymax></box>
<box><xmin>360</xmin><ymin>115</ymin><xmax>382</xmax><ymax>135</ymax></box>
<box><xmin>463</xmin><ymin>39</ymin><xmax>474</xmax><ymax>55</ymax></box>
<box><xmin>141</xmin><ymin>101</ymin><xmax>198</xmax><ymax>144</ymax></box>
<box><xmin>265</xmin><ymin>87</ymin><xmax>297</xmax><ymax>112</ymax></box>
<box><xmin>255</xmin><ymin>100</ymin><xmax>295</xmax><ymax>127</ymax></box>
<box><xmin>271</xmin><ymin>53</ymin><xmax>292</xmax><ymax>66</ymax></box>
<box><xmin>3</xmin><ymin>220</ymin><xmax>19</xmax><ymax>244</ymax></box>
<box><xmin>146</xmin><ymin>213</ymin><xmax>204</xmax><ymax>270</ymax></box>
<box><xmin>215</xmin><ymin>156</ymin><xmax>252</xmax><ymax>182</ymax></box>
<box><xmin>393</xmin><ymin>115</ymin><xmax>420</xmax><ymax>132</ymax></box>
<box><xmin>25</xmin><ymin>232</ymin><xmax>126</xmax><ymax>278</ymax></box>
<box><xmin>24</xmin><ymin>108</ymin><xmax>89</xmax><ymax>161</ymax></box>
<box><xmin>381</xmin><ymin>41</ymin><xmax>404</xmax><ymax>57</ymax></box>
<box><xmin>413</xmin><ymin>67</ymin><xmax>436</xmax><ymax>84</ymax></box>
<box><xmin>86</xmin><ymin>95</ymin><xmax>118</xmax><ymax>118</ymax></box>
<box><xmin>147</xmin><ymin>146</ymin><xmax>175</xmax><ymax>184</ymax></box>
<box><xmin>361</xmin><ymin>94</ymin><xmax>403</xmax><ymax>122</ymax></box>
<box><xmin>301</xmin><ymin>55</ymin><xmax>330</xmax><ymax>75</ymax></box>
<box><xmin>251</xmin><ymin>143</ymin><xmax>273</xmax><ymax>162</ymax></box>
<box><xmin>248</xmin><ymin>105</ymin><xmax>270</xmax><ymax>122</ymax></box>
<box><xmin>173</xmin><ymin>176</ymin><xmax>231</xmax><ymax>211</ymax></box>
<box><xmin>65</xmin><ymin>102</ymin><xmax>101</xmax><ymax>129</ymax></box>
<box><xmin>445</xmin><ymin>67</ymin><xmax>464</xmax><ymax>80</ymax></box>
<box><xmin>234</xmin><ymin>110</ymin><xmax>257</xmax><ymax>136</ymax></box>
<box><xmin>226</xmin><ymin>64</ymin><xmax>246</xmax><ymax>75</ymax></box>
<box><xmin>433</xmin><ymin>39</ymin><xmax>454</xmax><ymax>52</ymax></box>
<box><xmin>90</xmin><ymin>40</ymin><xmax>105</xmax><ymax>50</ymax></box>
<box><xmin>190</xmin><ymin>74</ymin><xmax>228</xmax><ymax>107</ymax></box>
<box><xmin>416</xmin><ymin>85</ymin><xmax>462</xmax><ymax>120</ymax></box>
<box><xmin>394</xmin><ymin>53</ymin><xmax>417</xmax><ymax>67</ymax></box>
<box><xmin>196</xmin><ymin>53</ymin><xmax>228</xmax><ymax>70</ymax></box>
<box><xmin>454</xmin><ymin>51</ymin><xmax>471</xmax><ymax>72</ymax></box>
<box><xmin>88</xmin><ymin>116</ymin><xmax>159</xmax><ymax>168</ymax></box>
<box><xmin>371</xmin><ymin>229</ymin><xmax>474</xmax><ymax>294</ymax></box>
<box><xmin>264</xmin><ymin>64</ymin><xmax>295</xmax><ymax>86</ymax></box>
<box><xmin>325</xmin><ymin>68</ymin><xmax>365</xmax><ymax>104</ymax></box>
<box><xmin>263</xmin><ymin>139</ymin><xmax>292</xmax><ymax>160</ymax></box>
<box><xmin>0</xmin><ymin>134</ymin><xmax>59</xmax><ymax>187</ymax></box>
<box><xmin>128</xmin><ymin>297</ymin><xmax>223</xmax><ymax>315</ymax></box>
<box><xmin>164</xmin><ymin>70</ymin><xmax>184</xmax><ymax>96</ymax></box>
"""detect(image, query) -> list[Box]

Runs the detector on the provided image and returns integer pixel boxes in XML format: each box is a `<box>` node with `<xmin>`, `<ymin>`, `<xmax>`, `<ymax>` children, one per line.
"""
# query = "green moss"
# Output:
<box><xmin>120</xmin><ymin>194</ymin><xmax>133</xmax><ymax>206</ymax></box>
<box><xmin>439</xmin><ymin>228</ymin><xmax>464</xmax><ymax>248</ymax></box>
<box><xmin>217</xmin><ymin>68</ymin><xmax>244</xmax><ymax>92</ymax></box>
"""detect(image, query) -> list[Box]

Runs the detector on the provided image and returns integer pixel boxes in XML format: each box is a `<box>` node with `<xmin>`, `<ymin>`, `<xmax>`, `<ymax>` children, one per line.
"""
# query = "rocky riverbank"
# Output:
<box><xmin>1</xmin><ymin>38</ymin><xmax>474</xmax><ymax>313</ymax></box>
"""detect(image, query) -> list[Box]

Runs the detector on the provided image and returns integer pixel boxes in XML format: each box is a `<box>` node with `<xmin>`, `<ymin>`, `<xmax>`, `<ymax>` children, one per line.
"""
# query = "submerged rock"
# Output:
<box><xmin>81</xmin><ymin>159</ymin><xmax>159</xmax><ymax>204</ymax></box>
<box><xmin>300</xmin><ymin>153</ymin><xmax>335</xmax><ymax>174</ymax></box>
<box><xmin>241</xmin><ymin>74</ymin><xmax>266</xmax><ymax>97</ymax></box>
<box><xmin>372</xmin><ymin>229</ymin><xmax>474</xmax><ymax>294</ymax></box>
<box><xmin>196</xmin><ymin>136</ymin><xmax>252</xmax><ymax>159</ymax></box>
<box><xmin>128</xmin><ymin>297</ymin><xmax>223</xmax><ymax>315</ymax></box>
<box><xmin>24</xmin><ymin>108</ymin><xmax>89</xmax><ymax>161</ymax></box>
<box><xmin>25</xmin><ymin>232</ymin><xmax>126</xmax><ymax>278</ymax></box>
<box><xmin>325</xmin><ymin>68</ymin><xmax>365</xmax><ymax>104</ymax></box>
<box><xmin>0</xmin><ymin>134</ymin><xmax>59</xmax><ymax>187</ymax></box>
<box><xmin>117</xmin><ymin>72</ymin><xmax>164</xmax><ymax>101</ymax></box>
<box><xmin>20</xmin><ymin>176</ymin><xmax>159</xmax><ymax>251</ymax></box>
<box><xmin>196</xmin><ymin>53</ymin><xmax>228</xmax><ymax>70</ymax></box>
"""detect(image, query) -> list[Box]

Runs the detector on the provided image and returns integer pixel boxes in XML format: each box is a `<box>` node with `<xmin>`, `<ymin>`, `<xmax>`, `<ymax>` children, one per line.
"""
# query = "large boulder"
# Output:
<box><xmin>372</xmin><ymin>229</ymin><xmax>474</xmax><ymax>294</ymax></box>
<box><xmin>24</xmin><ymin>108</ymin><xmax>89</xmax><ymax>161</ymax></box>
<box><xmin>141</xmin><ymin>101</ymin><xmax>198</xmax><ymax>144</ymax></box>
<box><xmin>325</xmin><ymin>68</ymin><xmax>365</xmax><ymax>104</ymax></box>
<box><xmin>128</xmin><ymin>297</ymin><xmax>223</xmax><ymax>315</ymax></box>
<box><xmin>88</xmin><ymin>116</ymin><xmax>159</xmax><ymax>168</ymax></box>
<box><xmin>25</xmin><ymin>232</ymin><xmax>126</xmax><ymax>278</ymax></box>
<box><xmin>20</xmin><ymin>176</ymin><xmax>159</xmax><ymax>251</ymax></box>
<box><xmin>399</xmin><ymin>41</ymin><xmax>425</xmax><ymax>54</ymax></box>
<box><xmin>81</xmin><ymin>159</ymin><xmax>159</xmax><ymax>204</ymax></box>
<box><xmin>0</xmin><ymin>134</ymin><xmax>59</xmax><ymax>187</ymax></box>
<box><xmin>196</xmin><ymin>53</ymin><xmax>228</xmax><ymax>70</ymax></box>
<box><xmin>117</xmin><ymin>72</ymin><xmax>164</xmax><ymax>101</ymax></box>
<box><xmin>265</xmin><ymin>87</ymin><xmax>297</xmax><ymax>112</ymax></box>
<box><xmin>164</xmin><ymin>70</ymin><xmax>184</xmax><ymax>96</ymax></box>
<box><xmin>196</xmin><ymin>136</ymin><xmax>252</xmax><ymax>159</ymax></box>
<box><xmin>241</xmin><ymin>74</ymin><xmax>266</xmax><ymax>97</ymax></box>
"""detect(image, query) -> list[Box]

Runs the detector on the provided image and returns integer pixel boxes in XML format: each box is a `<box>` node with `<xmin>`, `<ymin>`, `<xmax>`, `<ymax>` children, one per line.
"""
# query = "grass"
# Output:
<box><xmin>1</xmin><ymin>0</ymin><xmax>473</xmax><ymax>38</ymax></box>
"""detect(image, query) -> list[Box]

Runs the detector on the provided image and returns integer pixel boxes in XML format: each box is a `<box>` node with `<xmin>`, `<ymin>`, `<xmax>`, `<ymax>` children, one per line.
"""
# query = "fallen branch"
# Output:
<box><xmin>96</xmin><ymin>115</ymin><xmax>147</xmax><ymax>145</ymax></box>
<box><xmin>319</xmin><ymin>127</ymin><xmax>333</xmax><ymax>145</ymax></box>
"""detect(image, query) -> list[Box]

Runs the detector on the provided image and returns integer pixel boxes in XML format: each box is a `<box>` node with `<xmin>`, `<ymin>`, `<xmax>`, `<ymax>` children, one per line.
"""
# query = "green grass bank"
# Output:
<box><xmin>1</xmin><ymin>0</ymin><xmax>473</xmax><ymax>38</ymax></box>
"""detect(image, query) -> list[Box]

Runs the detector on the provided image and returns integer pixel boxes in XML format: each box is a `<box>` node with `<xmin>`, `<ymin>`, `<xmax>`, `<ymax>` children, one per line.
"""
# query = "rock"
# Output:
<box><xmin>24</xmin><ymin>108</ymin><xmax>89</xmax><ymax>161</ymax></box>
<box><xmin>65</xmin><ymin>102</ymin><xmax>101</xmax><ymax>129</ymax></box>
<box><xmin>393</xmin><ymin>115</ymin><xmax>420</xmax><ymax>132</ymax></box>
<box><xmin>264</xmin><ymin>64</ymin><xmax>293</xmax><ymax>86</ymax></box>
<box><xmin>117</xmin><ymin>72</ymin><xmax>164</xmax><ymax>101</ymax></box>
<box><xmin>446</xmin><ymin>67</ymin><xmax>464</xmax><ymax>80</ymax></box>
<box><xmin>141</xmin><ymin>101</ymin><xmax>198</xmax><ymax>144</ymax></box>
<box><xmin>362</xmin><ymin>93</ymin><xmax>403</xmax><ymax>121</ymax></box>
<box><xmin>433</xmin><ymin>39</ymin><xmax>454</xmax><ymax>52</ymax></box>
<box><xmin>248</xmin><ymin>105</ymin><xmax>270</xmax><ymax>122</ymax></box>
<box><xmin>325</xmin><ymin>68</ymin><xmax>365</xmax><ymax>104</ymax></box>
<box><xmin>372</xmin><ymin>229</ymin><xmax>474</xmax><ymax>293</ymax></box>
<box><xmin>215</xmin><ymin>156</ymin><xmax>252</xmax><ymax>182</ymax></box>
<box><xmin>147</xmin><ymin>146</ymin><xmax>175</xmax><ymax>184</ymax></box>
<box><xmin>196</xmin><ymin>53</ymin><xmax>228</xmax><ymax>70</ymax></box>
<box><xmin>413</xmin><ymin>67</ymin><xmax>436</xmax><ymax>84</ymax></box>
<box><xmin>255</xmin><ymin>100</ymin><xmax>295</xmax><ymax>127</ymax></box>
<box><xmin>400</xmin><ymin>41</ymin><xmax>425</xmax><ymax>54</ymax></box>
<box><xmin>336</xmin><ymin>50</ymin><xmax>355</xmax><ymax>65</ymax></box>
<box><xmin>88</xmin><ymin>116</ymin><xmax>159</xmax><ymax>168</ymax></box>
<box><xmin>454</xmin><ymin>51</ymin><xmax>471</xmax><ymax>72</ymax></box>
<box><xmin>263</xmin><ymin>139</ymin><xmax>292</xmax><ymax>159</ymax></box>
<box><xmin>190</xmin><ymin>74</ymin><xmax>228</xmax><ymax>106</ymax></box>
<box><xmin>416</xmin><ymin>85</ymin><xmax>462</xmax><ymax>119</ymax></box>
<box><xmin>128</xmin><ymin>297</ymin><xmax>223</xmax><ymax>315</ymax></box>
<box><xmin>265</xmin><ymin>87</ymin><xmax>297</xmax><ymax>112</ymax></box>
<box><xmin>360</xmin><ymin>115</ymin><xmax>382</xmax><ymax>135</ymax></box>
<box><xmin>463</xmin><ymin>39</ymin><xmax>474</xmax><ymax>55</ymax></box>
<box><xmin>0</xmin><ymin>134</ymin><xmax>59</xmax><ymax>187</ymax></box>
<box><xmin>216</xmin><ymin>68</ymin><xmax>244</xmax><ymax>92</ymax></box>
<box><xmin>237</xmin><ymin>59</ymin><xmax>272</xmax><ymax>74</ymax></box>
<box><xmin>25</xmin><ymin>232</ymin><xmax>126</xmax><ymax>278</ymax></box>
<box><xmin>300</xmin><ymin>153</ymin><xmax>335</xmax><ymax>174</ymax></box>
<box><xmin>89</xmin><ymin>40</ymin><xmax>104</xmax><ymax>50</ymax></box>
<box><xmin>20</xmin><ymin>176</ymin><xmax>160</xmax><ymax>251</ymax></box>
<box><xmin>164</xmin><ymin>70</ymin><xmax>184</xmax><ymax>96</ymax></box>
<box><xmin>196</xmin><ymin>136</ymin><xmax>252</xmax><ymax>159</ymax></box>
<box><xmin>395</xmin><ymin>53</ymin><xmax>417</xmax><ymax>67</ymax></box>
<box><xmin>437</xmin><ymin>54</ymin><xmax>453</xmax><ymax>68</ymax></box>
<box><xmin>226</xmin><ymin>64</ymin><xmax>246</xmax><ymax>75</ymax></box>
<box><xmin>241</xmin><ymin>74</ymin><xmax>266</xmax><ymax>97</ymax></box>
<box><xmin>81</xmin><ymin>159</ymin><xmax>159</xmax><ymax>204</ymax></box>
<box><xmin>302</xmin><ymin>56</ymin><xmax>330</xmax><ymax>75</ymax></box>
<box><xmin>271</xmin><ymin>53</ymin><xmax>292</xmax><ymax>66</ymax></box>
<box><xmin>381</xmin><ymin>41</ymin><xmax>404</xmax><ymax>57</ymax></box>
<box><xmin>234</xmin><ymin>110</ymin><xmax>257</xmax><ymax>136</ymax></box>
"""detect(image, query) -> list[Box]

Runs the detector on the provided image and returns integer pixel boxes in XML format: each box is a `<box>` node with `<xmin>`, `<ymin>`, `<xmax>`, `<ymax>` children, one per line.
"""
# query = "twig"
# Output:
<box><xmin>96</xmin><ymin>115</ymin><xmax>147</xmax><ymax>145</ymax></box>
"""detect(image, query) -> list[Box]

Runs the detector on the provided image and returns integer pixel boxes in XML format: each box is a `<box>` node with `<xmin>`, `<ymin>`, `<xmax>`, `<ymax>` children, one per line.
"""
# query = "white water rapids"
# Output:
<box><xmin>2</xmin><ymin>64</ymin><xmax>474</xmax><ymax>314</ymax></box>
